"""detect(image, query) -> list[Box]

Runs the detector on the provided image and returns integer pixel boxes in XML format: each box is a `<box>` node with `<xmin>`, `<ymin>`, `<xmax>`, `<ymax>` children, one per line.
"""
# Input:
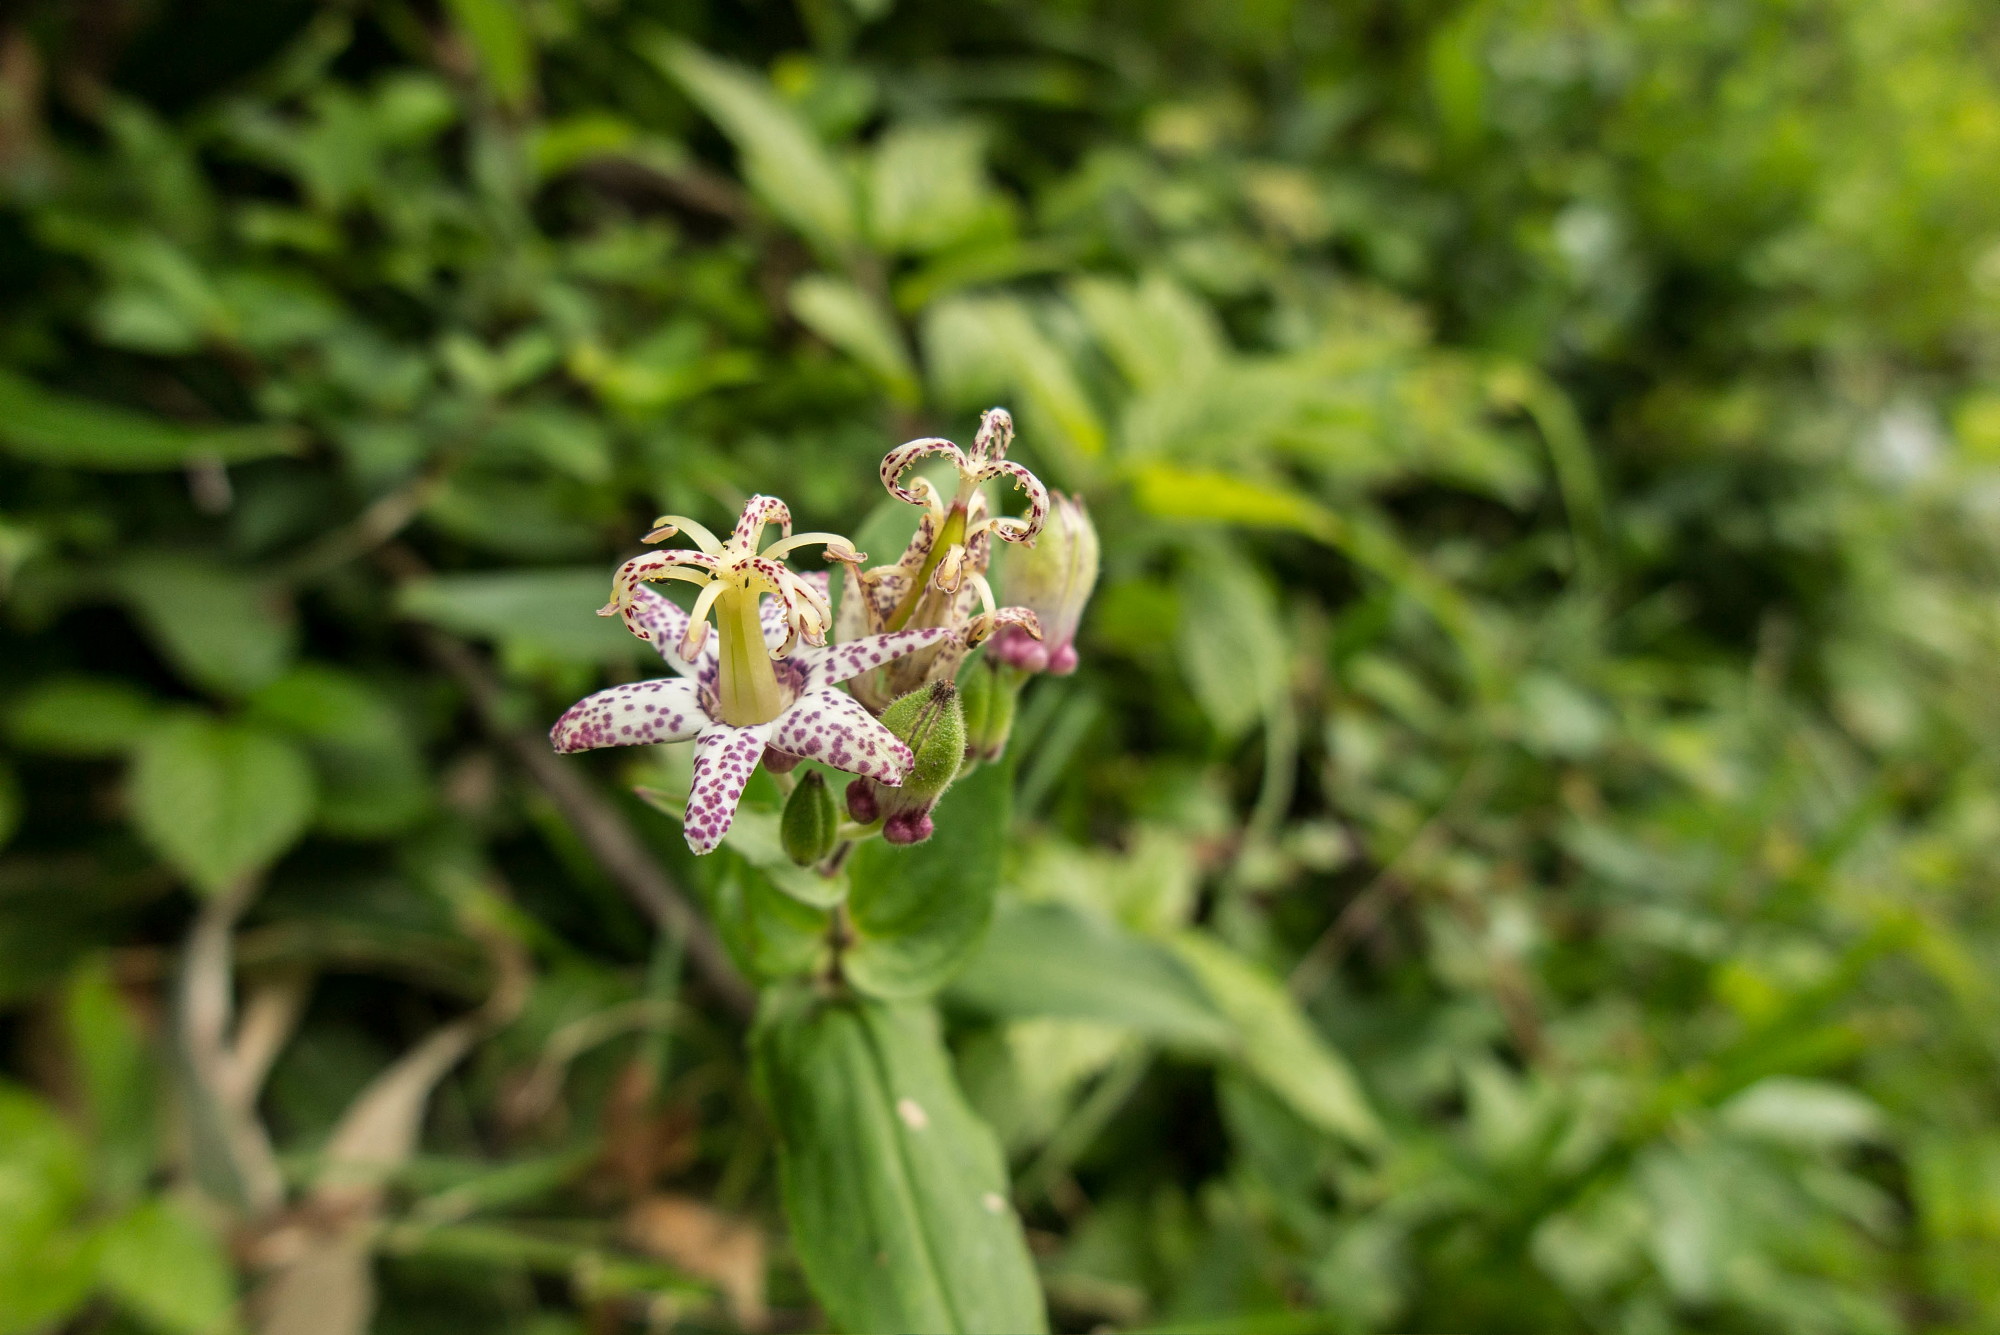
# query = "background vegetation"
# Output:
<box><xmin>3</xmin><ymin>0</ymin><xmax>2000</xmax><ymax>1330</ymax></box>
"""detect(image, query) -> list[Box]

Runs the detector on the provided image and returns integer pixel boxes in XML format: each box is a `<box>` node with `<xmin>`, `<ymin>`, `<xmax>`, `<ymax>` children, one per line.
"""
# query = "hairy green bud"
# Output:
<box><xmin>958</xmin><ymin>657</ymin><xmax>1020</xmax><ymax>765</ymax></box>
<box><xmin>780</xmin><ymin>770</ymin><xmax>839</xmax><ymax>866</ymax></box>
<box><xmin>871</xmin><ymin>681</ymin><xmax>966</xmax><ymax>844</ymax></box>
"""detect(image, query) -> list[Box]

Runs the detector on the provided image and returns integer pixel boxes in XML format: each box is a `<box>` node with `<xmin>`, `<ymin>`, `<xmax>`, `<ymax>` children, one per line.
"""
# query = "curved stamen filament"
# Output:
<box><xmin>644</xmin><ymin>515</ymin><xmax>725</xmax><ymax>553</ymax></box>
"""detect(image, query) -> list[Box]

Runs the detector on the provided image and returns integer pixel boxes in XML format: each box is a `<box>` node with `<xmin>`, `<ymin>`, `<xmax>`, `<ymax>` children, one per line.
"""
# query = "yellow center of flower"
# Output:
<box><xmin>889</xmin><ymin>503</ymin><xmax>968</xmax><ymax>631</ymax></box>
<box><xmin>714</xmin><ymin>583</ymin><xmax>785</xmax><ymax>726</ymax></box>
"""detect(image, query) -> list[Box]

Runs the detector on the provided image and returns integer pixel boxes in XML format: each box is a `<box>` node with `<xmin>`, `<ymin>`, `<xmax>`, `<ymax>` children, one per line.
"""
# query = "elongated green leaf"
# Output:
<box><xmin>442</xmin><ymin>0</ymin><xmax>534</xmax><ymax>107</ymax></box>
<box><xmin>843</xmin><ymin>760</ymin><xmax>1010</xmax><ymax>999</ymax></box>
<box><xmin>0</xmin><ymin>370</ymin><xmax>300</xmax><ymax>471</ymax></box>
<box><xmin>790</xmin><ymin>274</ymin><xmax>919</xmax><ymax>404</ymax></box>
<box><xmin>97</xmin><ymin>1199</ymin><xmax>240</xmax><ymax>1335</ymax></box>
<box><xmin>647</xmin><ymin>38</ymin><xmax>857</xmax><ymax>253</ymax></box>
<box><xmin>1168</xmin><ymin>933</ymin><xmax>1383</xmax><ymax>1149</ymax></box>
<box><xmin>64</xmin><ymin>958</ymin><xmax>157</xmax><ymax>1205</ymax></box>
<box><xmin>129</xmin><ymin>717</ymin><xmax>316</xmax><ymax>895</ymax></box>
<box><xmin>755</xmin><ymin>990</ymin><xmax>1046</xmax><ymax>1334</ymax></box>
<box><xmin>6</xmin><ymin>676</ymin><xmax>162</xmax><ymax>757</ymax></box>
<box><xmin>949</xmin><ymin>901</ymin><xmax>1234</xmax><ymax>1050</ymax></box>
<box><xmin>396</xmin><ymin>568</ymin><xmax>647</xmax><ymax>663</ymax></box>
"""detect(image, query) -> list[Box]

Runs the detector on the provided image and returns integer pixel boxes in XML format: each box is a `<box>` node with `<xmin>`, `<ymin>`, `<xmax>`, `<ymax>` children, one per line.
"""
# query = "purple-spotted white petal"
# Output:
<box><xmin>808</xmin><ymin>628</ymin><xmax>956</xmax><ymax>690</ymax></box>
<box><xmin>550</xmin><ymin>678</ymin><xmax>708</xmax><ymax>754</ymax></box>
<box><xmin>684</xmin><ymin>723</ymin><xmax>774</xmax><ymax>853</ymax></box>
<box><xmin>772</xmin><ymin>689</ymin><xmax>914</xmax><ymax>783</ymax></box>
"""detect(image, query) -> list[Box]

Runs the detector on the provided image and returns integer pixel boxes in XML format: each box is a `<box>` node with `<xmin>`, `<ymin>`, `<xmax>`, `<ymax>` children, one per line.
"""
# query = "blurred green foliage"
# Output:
<box><xmin>4</xmin><ymin>0</ymin><xmax>2000</xmax><ymax>1330</ymax></box>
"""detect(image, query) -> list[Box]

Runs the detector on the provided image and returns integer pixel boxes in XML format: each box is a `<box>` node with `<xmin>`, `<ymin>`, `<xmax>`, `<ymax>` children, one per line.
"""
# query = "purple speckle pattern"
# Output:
<box><xmin>976</xmin><ymin>458</ymin><xmax>1050</xmax><ymax>543</ymax></box>
<box><xmin>549</xmin><ymin>679</ymin><xmax>707</xmax><ymax>754</ymax></box>
<box><xmin>880</xmin><ymin>438</ymin><xmax>966</xmax><ymax>507</ymax></box>
<box><xmin>732</xmin><ymin>494</ymin><xmax>793</xmax><ymax>548</ymax></box>
<box><xmin>808</xmin><ymin>628</ymin><xmax>955</xmax><ymax>690</ymax></box>
<box><xmin>684</xmin><ymin>723</ymin><xmax>774</xmax><ymax>854</ymax></box>
<box><xmin>772</xmin><ymin>689</ymin><xmax>914</xmax><ymax>783</ymax></box>
<box><xmin>630</xmin><ymin>586</ymin><xmax>694</xmax><ymax>670</ymax></box>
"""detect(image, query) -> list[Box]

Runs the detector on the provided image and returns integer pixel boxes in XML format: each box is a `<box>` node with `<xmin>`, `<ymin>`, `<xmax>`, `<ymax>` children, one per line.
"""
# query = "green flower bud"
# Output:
<box><xmin>780</xmin><ymin>770</ymin><xmax>839</xmax><ymax>866</ymax></box>
<box><xmin>871</xmin><ymin>681</ymin><xmax>966</xmax><ymax>844</ymax></box>
<box><xmin>958</xmin><ymin>657</ymin><xmax>1020</xmax><ymax>765</ymax></box>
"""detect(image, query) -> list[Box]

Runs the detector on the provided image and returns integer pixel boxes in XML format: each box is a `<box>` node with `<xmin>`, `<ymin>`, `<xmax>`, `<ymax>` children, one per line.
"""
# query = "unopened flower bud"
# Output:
<box><xmin>780</xmin><ymin>770</ymin><xmax>839</xmax><ymax>866</ymax></box>
<box><xmin>958</xmin><ymin>657</ymin><xmax>1020</xmax><ymax>764</ymax></box>
<box><xmin>845</xmin><ymin>777</ymin><xmax>880</xmax><ymax>824</ymax></box>
<box><xmin>861</xmin><ymin>681</ymin><xmax>967</xmax><ymax>845</ymax></box>
<box><xmin>989</xmin><ymin>493</ymin><xmax>1097</xmax><ymax>675</ymax></box>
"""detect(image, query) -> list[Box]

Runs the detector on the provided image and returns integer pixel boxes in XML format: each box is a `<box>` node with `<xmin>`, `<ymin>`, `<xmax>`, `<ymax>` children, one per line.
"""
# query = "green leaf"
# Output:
<box><xmin>721</xmin><ymin>801</ymin><xmax>850</xmax><ymax>909</ymax></box>
<box><xmin>1174</xmin><ymin>546</ymin><xmax>1288</xmax><ymax>739</ymax></box>
<box><xmin>790</xmin><ymin>275</ymin><xmax>920</xmax><ymax>404</ymax></box>
<box><xmin>442</xmin><ymin>0</ymin><xmax>534</xmax><ymax>107</ymax></box>
<box><xmin>1167</xmin><ymin>933</ymin><xmax>1382</xmax><ymax>1149</ymax></box>
<box><xmin>0</xmin><ymin>1084</ymin><xmax>96</xmax><ymax>1335</ymax></box>
<box><xmin>7</xmin><ymin>675</ymin><xmax>162</xmax><ymax>756</ymax></box>
<box><xmin>0</xmin><ymin>370</ymin><xmax>300</xmax><ymax>471</ymax></box>
<box><xmin>64</xmin><ymin>958</ymin><xmax>158</xmax><ymax>1205</ymax></box>
<box><xmin>698</xmin><ymin>847</ymin><xmax>833</xmax><ymax>981</ymax></box>
<box><xmin>0</xmin><ymin>764</ymin><xmax>18</xmax><ymax>853</ymax></box>
<box><xmin>843</xmin><ymin>760</ymin><xmax>1010</xmax><ymax>999</ymax></box>
<box><xmin>248</xmin><ymin>665</ymin><xmax>430</xmax><ymax>837</ymax></box>
<box><xmin>396</xmin><ymin>568</ymin><xmax>647</xmax><ymax>664</ymax></box>
<box><xmin>949</xmin><ymin>901</ymin><xmax>1235</xmax><ymax>1050</ymax></box>
<box><xmin>120</xmin><ymin>558</ymin><xmax>296</xmax><ymax>697</ymax></box>
<box><xmin>869</xmin><ymin>122</ymin><xmax>1002</xmax><ymax>254</ymax></box>
<box><xmin>128</xmin><ymin>717</ymin><xmax>316</xmax><ymax>895</ymax></box>
<box><xmin>755</xmin><ymin>990</ymin><xmax>1047</xmax><ymax>1334</ymax></box>
<box><xmin>97</xmin><ymin>1198</ymin><xmax>240</xmax><ymax>1335</ymax></box>
<box><xmin>647</xmin><ymin>37</ymin><xmax>857</xmax><ymax>253</ymax></box>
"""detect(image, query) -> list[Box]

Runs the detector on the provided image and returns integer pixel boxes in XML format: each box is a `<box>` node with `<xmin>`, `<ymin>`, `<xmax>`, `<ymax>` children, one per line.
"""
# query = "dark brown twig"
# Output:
<box><xmin>418</xmin><ymin>629</ymin><xmax>757</xmax><ymax>1020</ymax></box>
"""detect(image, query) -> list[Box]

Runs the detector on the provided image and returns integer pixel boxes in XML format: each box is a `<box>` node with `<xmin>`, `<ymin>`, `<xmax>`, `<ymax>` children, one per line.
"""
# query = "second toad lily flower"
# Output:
<box><xmin>840</xmin><ymin>409</ymin><xmax>1050</xmax><ymax>709</ymax></box>
<box><xmin>558</xmin><ymin>496</ymin><xmax>951</xmax><ymax>853</ymax></box>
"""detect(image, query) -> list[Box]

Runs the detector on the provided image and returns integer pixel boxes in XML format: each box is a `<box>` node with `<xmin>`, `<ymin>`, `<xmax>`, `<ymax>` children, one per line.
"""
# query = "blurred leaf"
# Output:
<box><xmin>844</xmin><ymin>760</ymin><xmax>1009</xmax><ymax>999</ymax></box>
<box><xmin>949</xmin><ymin>901</ymin><xmax>1234</xmax><ymax>1050</ymax></box>
<box><xmin>1174</xmin><ymin>546</ymin><xmax>1287</xmax><ymax>738</ymax></box>
<box><xmin>869</xmin><ymin>122</ymin><xmax>1001</xmax><ymax>254</ymax></box>
<box><xmin>248</xmin><ymin>665</ymin><xmax>429</xmax><ymax>837</ymax></box>
<box><xmin>0</xmin><ymin>370</ymin><xmax>301</xmax><ymax>471</ymax></box>
<box><xmin>7</xmin><ymin>675</ymin><xmax>162</xmax><ymax>756</ymax></box>
<box><xmin>790</xmin><ymin>274</ymin><xmax>919</xmax><ymax>404</ymax></box>
<box><xmin>647</xmin><ymin>37</ymin><xmax>857</xmax><ymax>253</ymax></box>
<box><xmin>0</xmin><ymin>1084</ymin><xmax>96</xmax><ymax>1335</ymax></box>
<box><xmin>443</xmin><ymin>0</ymin><xmax>534</xmax><ymax>107</ymax></box>
<box><xmin>1719</xmin><ymin>1077</ymin><xmax>1887</xmax><ymax>1150</ymax></box>
<box><xmin>97</xmin><ymin>1199</ymin><xmax>239</xmax><ymax>1335</ymax></box>
<box><xmin>396</xmin><ymin>569</ymin><xmax>647</xmax><ymax>663</ymax></box>
<box><xmin>129</xmin><ymin>717</ymin><xmax>316</xmax><ymax>895</ymax></box>
<box><xmin>755</xmin><ymin>989</ymin><xmax>1047</xmax><ymax>1334</ymax></box>
<box><xmin>64</xmin><ymin>958</ymin><xmax>158</xmax><ymax>1205</ymax></box>
<box><xmin>696</xmin><ymin>847</ymin><xmax>833</xmax><ymax>981</ymax></box>
<box><xmin>0</xmin><ymin>765</ymin><xmax>16</xmax><ymax>851</ymax></box>
<box><xmin>1168</xmin><ymin>933</ymin><xmax>1381</xmax><ymax>1148</ymax></box>
<box><xmin>120</xmin><ymin>558</ymin><xmax>296</xmax><ymax>697</ymax></box>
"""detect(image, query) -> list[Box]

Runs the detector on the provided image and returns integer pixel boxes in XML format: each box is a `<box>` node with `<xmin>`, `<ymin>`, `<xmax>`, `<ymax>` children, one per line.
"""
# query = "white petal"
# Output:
<box><xmin>550</xmin><ymin>679</ymin><xmax>708</xmax><ymax>753</ymax></box>
<box><xmin>630</xmin><ymin>586</ymin><xmax>696</xmax><ymax>673</ymax></box>
<box><xmin>683</xmin><ymin>722</ymin><xmax>773</xmax><ymax>854</ymax></box>
<box><xmin>773</xmin><ymin>689</ymin><xmax>914</xmax><ymax>783</ymax></box>
<box><xmin>806</xmin><ymin>628</ymin><xmax>956</xmax><ymax>690</ymax></box>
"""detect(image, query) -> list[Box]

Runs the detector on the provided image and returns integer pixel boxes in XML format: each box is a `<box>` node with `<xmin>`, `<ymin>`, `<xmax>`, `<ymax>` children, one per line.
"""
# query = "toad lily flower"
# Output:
<box><xmin>554</xmin><ymin>497</ymin><xmax>952</xmax><ymax>854</ymax></box>
<box><xmin>839</xmin><ymin>408</ymin><xmax>1049</xmax><ymax>709</ymax></box>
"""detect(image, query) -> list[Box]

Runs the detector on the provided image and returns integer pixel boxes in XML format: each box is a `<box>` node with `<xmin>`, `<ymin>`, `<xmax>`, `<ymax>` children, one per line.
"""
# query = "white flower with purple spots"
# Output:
<box><xmin>553</xmin><ymin>581</ymin><xmax>952</xmax><ymax>853</ymax></box>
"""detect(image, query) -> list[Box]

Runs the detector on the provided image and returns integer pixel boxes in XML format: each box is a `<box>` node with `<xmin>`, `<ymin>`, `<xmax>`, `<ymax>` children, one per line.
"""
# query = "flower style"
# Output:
<box><xmin>988</xmin><ymin>492</ymin><xmax>1098</xmax><ymax>675</ymax></box>
<box><xmin>556</xmin><ymin>497</ymin><xmax>952</xmax><ymax>854</ymax></box>
<box><xmin>838</xmin><ymin>408</ymin><xmax>1050</xmax><ymax>709</ymax></box>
